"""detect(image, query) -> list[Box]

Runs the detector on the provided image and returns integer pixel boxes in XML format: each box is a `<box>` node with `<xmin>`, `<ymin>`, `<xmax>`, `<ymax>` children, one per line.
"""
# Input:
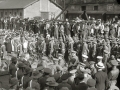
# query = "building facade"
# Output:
<box><xmin>0</xmin><ymin>0</ymin><xmax>63</xmax><ymax>20</ymax></box>
<box><xmin>64</xmin><ymin>0</ymin><xmax>120</xmax><ymax>20</ymax></box>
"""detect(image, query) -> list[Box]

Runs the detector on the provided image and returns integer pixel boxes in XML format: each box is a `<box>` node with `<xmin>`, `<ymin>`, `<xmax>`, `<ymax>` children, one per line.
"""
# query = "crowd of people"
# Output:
<box><xmin>0</xmin><ymin>16</ymin><xmax>120</xmax><ymax>90</ymax></box>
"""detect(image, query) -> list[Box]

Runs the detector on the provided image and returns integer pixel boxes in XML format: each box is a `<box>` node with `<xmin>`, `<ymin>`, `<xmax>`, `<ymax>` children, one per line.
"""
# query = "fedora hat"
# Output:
<box><xmin>61</xmin><ymin>73</ymin><xmax>72</xmax><ymax>80</ymax></box>
<box><xmin>110</xmin><ymin>60</ymin><xmax>118</xmax><ymax>66</ymax></box>
<box><xmin>32</xmin><ymin>70</ymin><xmax>42</xmax><ymax>79</ymax></box>
<box><xmin>44</xmin><ymin>68</ymin><xmax>52</xmax><ymax>74</ymax></box>
<box><xmin>46</xmin><ymin>77</ymin><xmax>58</xmax><ymax>86</ymax></box>
<box><xmin>46</xmin><ymin>77</ymin><xmax>55</xmax><ymax>82</ymax></box>
<box><xmin>36</xmin><ymin>66</ymin><xmax>44</xmax><ymax>71</ymax></box>
<box><xmin>87</xmin><ymin>79</ymin><xmax>96</xmax><ymax>87</ymax></box>
<box><xmin>96</xmin><ymin>62</ymin><xmax>105</xmax><ymax>69</ymax></box>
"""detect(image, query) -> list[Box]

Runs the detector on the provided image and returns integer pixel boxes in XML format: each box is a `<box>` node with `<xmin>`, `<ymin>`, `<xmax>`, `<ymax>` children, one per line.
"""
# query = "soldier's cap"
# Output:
<box><xmin>117</xmin><ymin>58</ymin><xmax>120</xmax><ymax>62</ymax></box>
<box><xmin>32</xmin><ymin>70</ymin><xmax>42</xmax><ymax>79</ymax></box>
<box><xmin>87</xmin><ymin>79</ymin><xmax>96</xmax><ymax>87</ymax></box>
<box><xmin>46</xmin><ymin>78</ymin><xmax>58</xmax><ymax>86</ymax></box>
<box><xmin>97</xmin><ymin>56</ymin><xmax>103</xmax><ymax>59</ymax></box>
<box><xmin>61</xmin><ymin>73</ymin><xmax>72</xmax><ymax>80</ymax></box>
<box><xmin>36</xmin><ymin>66</ymin><xmax>44</xmax><ymax>71</ymax></box>
<box><xmin>82</xmin><ymin>54</ymin><xmax>88</xmax><ymax>58</ymax></box>
<box><xmin>58</xmin><ymin>54</ymin><xmax>63</xmax><ymax>57</ymax></box>
<box><xmin>110</xmin><ymin>60</ymin><xmax>118</xmax><ymax>66</ymax></box>
<box><xmin>44</xmin><ymin>68</ymin><xmax>52</xmax><ymax>74</ymax></box>
<box><xmin>89</xmin><ymin>61</ymin><xmax>95</xmax><ymax>65</ymax></box>
<box><xmin>69</xmin><ymin>69</ymin><xmax>77</xmax><ymax>74</ymax></box>
<box><xmin>78</xmin><ymin>62</ymin><xmax>86</xmax><ymax>67</ymax></box>
<box><xmin>53</xmin><ymin>58</ymin><xmax>59</xmax><ymax>61</ymax></box>
<box><xmin>71</xmin><ymin>50</ymin><xmax>76</xmax><ymax>53</ymax></box>
<box><xmin>9</xmin><ymin>78</ymin><xmax>18</xmax><ymax>87</ymax></box>
<box><xmin>103</xmin><ymin>50</ymin><xmax>109</xmax><ymax>54</ymax></box>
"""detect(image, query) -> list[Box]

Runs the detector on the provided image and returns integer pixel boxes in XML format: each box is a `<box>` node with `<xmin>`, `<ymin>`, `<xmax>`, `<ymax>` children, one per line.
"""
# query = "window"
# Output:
<box><xmin>5</xmin><ymin>12</ymin><xmax>7</xmax><ymax>15</ymax></box>
<box><xmin>1</xmin><ymin>12</ymin><xmax>3</xmax><ymax>17</ymax></box>
<box><xmin>14</xmin><ymin>12</ymin><xmax>16</xmax><ymax>16</ymax></box>
<box><xmin>81</xmin><ymin>6</ymin><xmax>86</xmax><ymax>11</ymax></box>
<box><xmin>94</xmin><ymin>6</ymin><xmax>98</xmax><ymax>11</ymax></box>
<box><xmin>20</xmin><ymin>12</ymin><xmax>22</xmax><ymax>16</ymax></box>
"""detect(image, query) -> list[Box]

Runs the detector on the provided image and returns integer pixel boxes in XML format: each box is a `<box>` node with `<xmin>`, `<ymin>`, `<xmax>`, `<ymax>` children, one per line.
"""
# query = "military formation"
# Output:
<box><xmin>0</xmin><ymin>16</ymin><xmax>120</xmax><ymax>90</ymax></box>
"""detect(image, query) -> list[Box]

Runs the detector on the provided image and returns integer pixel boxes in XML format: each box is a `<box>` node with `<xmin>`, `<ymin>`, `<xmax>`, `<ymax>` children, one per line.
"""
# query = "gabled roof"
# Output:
<box><xmin>49</xmin><ymin>0</ymin><xmax>63</xmax><ymax>10</ymax></box>
<box><xmin>0</xmin><ymin>0</ymin><xmax>39</xmax><ymax>9</ymax></box>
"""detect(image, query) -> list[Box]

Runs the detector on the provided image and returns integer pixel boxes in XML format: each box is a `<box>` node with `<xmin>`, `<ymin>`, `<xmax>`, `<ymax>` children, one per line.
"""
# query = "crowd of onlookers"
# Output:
<box><xmin>0</xmin><ymin>16</ymin><xmax>120</xmax><ymax>90</ymax></box>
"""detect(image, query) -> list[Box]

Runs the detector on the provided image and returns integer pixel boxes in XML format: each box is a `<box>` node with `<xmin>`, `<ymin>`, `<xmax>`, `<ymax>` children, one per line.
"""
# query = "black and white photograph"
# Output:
<box><xmin>0</xmin><ymin>0</ymin><xmax>120</xmax><ymax>90</ymax></box>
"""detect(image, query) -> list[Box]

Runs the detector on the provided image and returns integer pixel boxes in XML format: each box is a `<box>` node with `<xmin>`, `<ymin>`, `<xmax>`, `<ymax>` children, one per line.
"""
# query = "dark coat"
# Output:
<box><xmin>23</xmin><ymin>75</ymin><xmax>32</xmax><ymax>89</ymax></box>
<box><xmin>57</xmin><ymin>82</ymin><xmax>72</xmax><ymax>90</ymax></box>
<box><xmin>75</xmin><ymin>82</ymin><xmax>88</xmax><ymax>90</ymax></box>
<box><xmin>94</xmin><ymin>71</ymin><xmax>109</xmax><ymax>90</ymax></box>
<box><xmin>9</xmin><ymin>63</ymin><xmax>17</xmax><ymax>78</ymax></box>
<box><xmin>38</xmin><ymin>75</ymin><xmax>50</xmax><ymax>90</ymax></box>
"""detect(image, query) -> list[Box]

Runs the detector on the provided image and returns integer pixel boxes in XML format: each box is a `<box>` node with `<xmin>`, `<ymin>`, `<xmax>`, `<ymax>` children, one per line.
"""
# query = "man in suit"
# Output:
<box><xmin>108</xmin><ymin>60</ymin><xmax>119</xmax><ymax>88</ymax></box>
<box><xmin>9</xmin><ymin>57</ymin><xmax>17</xmax><ymax>78</ymax></box>
<box><xmin>94</xmin><ymin>62</ymin><xmax>109</xmax><ymax>90</ymax></box>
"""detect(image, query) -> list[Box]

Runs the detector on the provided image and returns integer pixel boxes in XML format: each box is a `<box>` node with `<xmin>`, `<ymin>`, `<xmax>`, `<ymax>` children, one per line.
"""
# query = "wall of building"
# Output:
<box><xmin>49</xmin><ymin>1</ymin><xmax>62</xmax><ymax>19</ymax></box>
<box><xmin>67</xmin><ymin>2</ymin><xmax>120</xmax><ymax>20</ymax></box>
<box><xmin>24</xmin><ymin>0</ymin><xmax>40</xmax><ymax>19</ymax></box>
<box><xmin>40</xmin><ymin>0</ymin><xmax>62</xmax><ymax>20</ymax></box>
<box><xmin>0</xmin><ymin>9</ymin><xmax>23</xmax><ymax>18</ymax></box>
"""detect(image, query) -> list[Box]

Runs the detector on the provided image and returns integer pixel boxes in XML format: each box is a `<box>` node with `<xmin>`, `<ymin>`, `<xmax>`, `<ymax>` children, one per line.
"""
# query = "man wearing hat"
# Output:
<box><xmin>89</xmin><ymin>61</ymin><xmax>96</xmax><ymax>77</ymax></box>
<box><xmin>21</xmin><ymin>66</ymin><xmax>32</xmax><ymax>89</ymax></box>
<box><xmin>74</xmin><ymin>72</ymin><xmax>88</xmax><ymax>90</ymax></box>
<box><xmin>94</xmin><ymin>62</ymin><xmax>109</xmax><ymax>90</ymax></box>
<box><xmin>108</xmin><ymin>60</ymin><xmax>119</xmax><ymax>87</ymax></box>
<box><xmin>28</xmin><ymin>70</ymin><xmax>41</xmax><ymax>90</ymax></box>
<box><xmin>38</xmin><ymin>68</ymin><xmax>52</xmax><ymax>90</ymax></box>
<box><xmin>44</xmin><ymin>77</ymin><xmax>59</xmax><ymax>90</ymax></box>
<box><xmin>87</xmin><ymin>79</ymin><xmax>97</xmax><ymax>90</ymax></box>
<box><xmin>57</xmin><ymin>73</ymin><xmax>72</xmax><ymax>90</ymax></box>
<box><xmin>16</xmin><ymin>62</ymin><xmax>25</xmax><ymax>85</ymax></box>
<box><xmin>68</xmin><ymin>51</ymin><xmax>79</xmax><ymax>70</ymax></box>
<box><xmin>9</xmin><ymin>57</ymin><xmax>17</xmax><ymax>78</ymax></box>
<box><xmin>82</xmin><ymin>54</ymin><xmax>90</xmax><ymax>67</ymax></box>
